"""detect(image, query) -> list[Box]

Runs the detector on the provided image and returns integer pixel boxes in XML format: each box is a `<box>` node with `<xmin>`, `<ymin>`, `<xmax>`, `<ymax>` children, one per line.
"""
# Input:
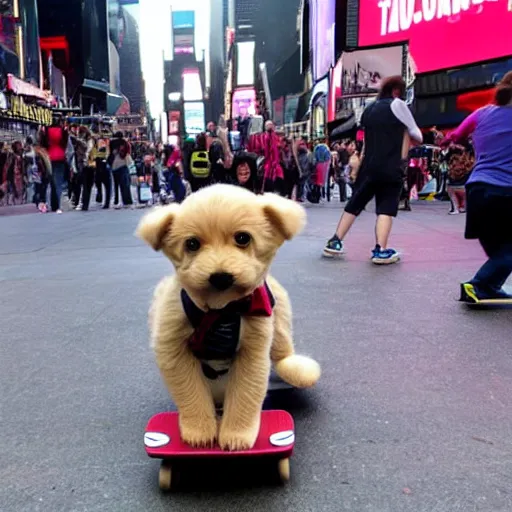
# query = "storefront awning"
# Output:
<box><xmin>329</xmin><ymin>114</ymin><xmax>357</xmax><ymax>141</ymax></box>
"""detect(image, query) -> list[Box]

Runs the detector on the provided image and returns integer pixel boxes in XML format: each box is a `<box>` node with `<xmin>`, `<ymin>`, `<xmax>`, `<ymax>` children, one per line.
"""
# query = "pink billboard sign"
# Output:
<box><xmin>358</xmin><ymin>0</ymin><xmax>512</xmax><ymax>73</ymax></box>
<box><xmin>232</xmin><ymin>87</ymin><xmax>256</xmax><ymax>118</ymax></box>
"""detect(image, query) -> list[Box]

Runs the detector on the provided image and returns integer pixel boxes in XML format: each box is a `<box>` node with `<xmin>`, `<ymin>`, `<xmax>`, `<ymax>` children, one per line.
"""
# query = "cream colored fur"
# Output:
<box><xmin>137</xmin><ymin>184</ymin><xmax>321</xmax><ymax>451</ymax></box>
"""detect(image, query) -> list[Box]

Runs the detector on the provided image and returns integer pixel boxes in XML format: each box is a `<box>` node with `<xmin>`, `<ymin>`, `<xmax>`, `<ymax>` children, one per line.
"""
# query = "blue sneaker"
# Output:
<box><xmin>323</xmin><ymin>235</ymin><xmax>344</xmax><ymax>257</ymax></box>
<box><xmin>371</xmin><ymin>246</ymin><xmax>400</xmax><ymax>265</ymax></box>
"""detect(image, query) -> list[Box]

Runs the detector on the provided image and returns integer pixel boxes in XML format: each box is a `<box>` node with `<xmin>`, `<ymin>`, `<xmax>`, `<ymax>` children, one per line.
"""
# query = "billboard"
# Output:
<box><xmin>236</xmin><ymin>41</ymin><xmax>255</xmax><ymax>86</ymax></box>
<box><xmin>82</xmin><ymin>0</ymin><xmax>110</xmax><ymax>83</ymax></box>
<box><xmin>0</xmin><ymin>11</ymin><xmax>19</xmax><ymax>79</ymax></box>
<box><xmin>357</xmin><ymin>0</ymin><xmax>512</xmax><ymax>74</ymax></box>
<box><xmin>172</xmin><ymin>10</ymin><xmax>195</xmax><ymax>56</ymax></box>
<box><xmin>172</xmin><ymin>10</ymin><xmax>195</xmax><ymax>29</ymax></box>
<box><xmin>310</xmin><ymin>0</ymin><xmax>336</xmax><ymax>82</ymax></box>
<box><xmin>232</xmin><ymin>87</ymin><xmax>256</xmax><ymax>118</ymax></box>
<box><xmin>19</xmin><ymin>0</ymin><xmax>42</xmax><ymax>86</ymax></box>
<box><xmin>184</xmin><ymin>101</ymin><xmax>205</xmax><ymax>134</ymax></box>
<box><xmin>182</xmin><ymin>68</ymin><xmax>202</xmax><ymax>101</ymax></box>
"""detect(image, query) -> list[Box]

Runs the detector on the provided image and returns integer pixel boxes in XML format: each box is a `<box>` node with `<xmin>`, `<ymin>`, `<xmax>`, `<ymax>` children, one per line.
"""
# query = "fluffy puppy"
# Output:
<box><xmin>137</xmin><ymin>184</ymin><xmax>321</xmax><ymax>451</ymax></box>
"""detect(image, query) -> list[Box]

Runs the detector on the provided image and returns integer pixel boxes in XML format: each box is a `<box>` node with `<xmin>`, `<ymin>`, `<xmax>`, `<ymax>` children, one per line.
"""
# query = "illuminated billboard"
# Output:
<box><xmin>184</xmin><ymin>101</ymin><xmax>205</xmax><ymax>134</ymax></box>
<box><xmin>310</xmin><ymin>0</ymin><xmax>336</xmax><ymax>82</ymax></box>
<box><xmin>357</xmin><ymin>0</ymin><xmax>512</xmax><ymax>74</ymax></box>
<box><xmin>172</xmin><ymin>10</ymin><xmax>195</xmax><ymax>56</ymax></box>
<box><xmin>232</xmin><ymin>87</ymin><xmax>256</xmax><ymax>118</ymax></box>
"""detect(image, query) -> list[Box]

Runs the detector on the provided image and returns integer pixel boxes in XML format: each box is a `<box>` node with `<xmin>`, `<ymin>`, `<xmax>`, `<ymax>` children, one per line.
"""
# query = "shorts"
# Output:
<box><xmin>345</xmin><ymin>175</ymin><xmax>403</xmax><ymax>217</ymax></box>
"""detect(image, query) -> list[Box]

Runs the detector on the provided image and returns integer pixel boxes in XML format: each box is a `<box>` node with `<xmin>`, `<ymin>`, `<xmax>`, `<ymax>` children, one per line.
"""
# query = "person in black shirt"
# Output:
<box><xmin>323</xmin><ymin>76</ymin><xmax>423</xmax><ymax>264</ymax></box>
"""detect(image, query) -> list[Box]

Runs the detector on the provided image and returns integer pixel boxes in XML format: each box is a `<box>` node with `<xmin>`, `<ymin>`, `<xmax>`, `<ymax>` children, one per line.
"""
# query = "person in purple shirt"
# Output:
<box><xmin>443</xmin><ymin>78</ymin><xmax>512</xmax><ymax>302</ymax></box>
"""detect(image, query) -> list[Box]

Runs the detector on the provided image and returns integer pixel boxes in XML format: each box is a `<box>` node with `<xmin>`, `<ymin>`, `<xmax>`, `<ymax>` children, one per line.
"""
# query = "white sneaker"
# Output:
<box><xmin>449</xmin><ymin>210</ymin><xmax>460</xmax><ymax>215</ymax></box>
<box><xmin>75</xmin><ymin>205</ymin><xmax>82</xmax><ymax>211</ymax></box>
<box><xmin>56</xmin><ymin>209</ymin><xmax>63</xmax><ymax>214</ymax></box>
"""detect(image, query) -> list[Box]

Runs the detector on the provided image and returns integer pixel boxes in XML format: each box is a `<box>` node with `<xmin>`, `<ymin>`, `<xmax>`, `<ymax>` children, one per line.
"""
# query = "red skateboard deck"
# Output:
<box><xmin>144</xmin><ymin>410</ymin><xmax>295</xmax><ymax>490</ymax></box>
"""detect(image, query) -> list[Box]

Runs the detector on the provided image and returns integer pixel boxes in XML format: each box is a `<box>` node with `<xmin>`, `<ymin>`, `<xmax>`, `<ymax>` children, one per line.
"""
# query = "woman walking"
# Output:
<box><xmin>443</xmin><ymin>78</ymin><xmax>512</xmax><ymax>302</ymax></box>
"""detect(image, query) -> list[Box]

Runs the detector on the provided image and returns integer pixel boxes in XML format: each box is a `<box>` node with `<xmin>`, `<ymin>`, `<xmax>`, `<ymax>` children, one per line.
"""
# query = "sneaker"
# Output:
<box><xmin>323</xmin><ymin>235</ymin><xmax>344</xmax><ymax>257</ymax></box>
<box><xmin>460</xmin><ymin>282</ymin><xmax>512</xmax><ymax>303</ymax></box>
<box><xmin>56</xmin><ymin>209</ymin><xmax>63</xmax><ymax>215</ymax></box>
<box><xmin>75</xmin><ymin>205</ymin><xmax>82</xmax><ymax>211</ymax></box>
<box><xmin>372</xmin><ymin>247</ymin><xmax>400</xmax><ymax>265</ymax></box>
<box><xmin>449</xmin><ymin>210</ymin><xmax>460</xmax><ymax>215</ymax></box>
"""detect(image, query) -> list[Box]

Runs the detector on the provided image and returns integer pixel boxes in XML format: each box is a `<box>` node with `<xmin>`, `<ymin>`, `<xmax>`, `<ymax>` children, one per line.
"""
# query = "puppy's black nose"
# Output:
<box><xmin>209</xmin><ymin>272</ymin><xmax>235</xmax><ymax>291</ymax></box>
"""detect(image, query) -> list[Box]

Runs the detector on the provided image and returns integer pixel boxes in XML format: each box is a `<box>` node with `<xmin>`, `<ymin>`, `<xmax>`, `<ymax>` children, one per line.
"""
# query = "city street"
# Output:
<box><xmin>1</xmin><ymin>200</ymin><xmax>512</xmax><ymax>512</ymax></box>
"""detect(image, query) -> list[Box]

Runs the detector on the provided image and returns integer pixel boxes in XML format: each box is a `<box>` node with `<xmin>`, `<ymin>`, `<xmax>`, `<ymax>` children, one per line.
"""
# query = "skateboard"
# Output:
<box><xmin>144</xmin><ymin>409</ymin><xmax>295</xmax><ymax>491</ymax></box>
<box><xmin>466</xmin><ymin>299</ymin><xmax>512</xmax><ymax>308</ymax></box>
<box><xmin>460</xmin><ymin>283</ymin><xmax>512</xmax><ymax>308</ymax></box>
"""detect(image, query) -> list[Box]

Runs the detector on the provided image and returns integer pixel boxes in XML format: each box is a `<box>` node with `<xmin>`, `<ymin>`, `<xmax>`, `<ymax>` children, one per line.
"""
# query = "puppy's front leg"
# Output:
<box><xmin>218</xmin><ymin>317</ymin><xmax>272</xmax><ymax>451</ymax></box>
<box><xmin>155</xmin><ymin>344</ymin><xmax>218</xmax><ymax>447</ymax></box>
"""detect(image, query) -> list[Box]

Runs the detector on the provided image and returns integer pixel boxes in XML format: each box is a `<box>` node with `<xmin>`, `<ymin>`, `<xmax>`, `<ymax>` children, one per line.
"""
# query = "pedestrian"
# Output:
<box><xmin>446</xmin><ymin>143</ymin><xmax>474</xmax><ymax>215</ymax></box>
<box><xmin>109</xmin><ymin>132</ymin><xmax>133</xmax><ymax>208</ymax></box>
<box><xmin>442</xmin><ymin>78</ymin><xmax>512</xmax><ymax>302</ymax></box>
<box><xmin>323</xmin><ymin>76</ymin><xmax>423</xmax><ymax>264</ymax></box>
<box><xmin>78</xmin><ymin>127</ymin><xmax>97</xmax><ymax>211</ymax></box>
<box><xmin>39</xmin><ymin>117</ymin><xmax>69</xmax><ymax>213</ymax></box>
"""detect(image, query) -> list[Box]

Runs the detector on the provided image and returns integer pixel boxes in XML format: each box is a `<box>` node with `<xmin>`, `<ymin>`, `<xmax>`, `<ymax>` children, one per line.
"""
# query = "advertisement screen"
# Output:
<box><xmin>232</xmin><ymin>87</ymin><xmax>256</xmax><ymax>118</ymax></box>
<box><xmin>172</xmin><ymin>10</ymin><xmax>195</xmax><ymax>29</ymax></box>
<box><xmin>184</xmin><ymin>101</ymin><xmax>205</xmax><ymax>134</ymax></box>
<box><xmin>358</xmin><ymin>0</ymin><xmax>512</xmax><ymax>74</ymax></box>
<box><xmin>82</xmin><ymin>0</ymin><xmax>110</xmax><ymax>83</ymax></box>
<box><xmin>310</xmin><ymin>0</ymin><xmax>336</xmax><ymax>81</ymax></box>
<box><xmin>182</xmin><ymin>69</ymin><xmax>203</xmax><ymax>101</ymax></box>
<box><xmin>237</xmin><ymin>42</ymin><xmax>255</xmax><ymax>86</ymax></box>
<box><xmin>19</xmin><ymin>0</ymin><xmax>41</xmax><ymax>86</ymax></box>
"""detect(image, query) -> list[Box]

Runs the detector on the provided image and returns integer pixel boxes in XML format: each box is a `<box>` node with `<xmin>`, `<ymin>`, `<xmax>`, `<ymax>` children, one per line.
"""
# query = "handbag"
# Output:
<box><xmin>139</xmin><ymin>183</ymin><xmax>152</xmax><ymax>202</ymax></box>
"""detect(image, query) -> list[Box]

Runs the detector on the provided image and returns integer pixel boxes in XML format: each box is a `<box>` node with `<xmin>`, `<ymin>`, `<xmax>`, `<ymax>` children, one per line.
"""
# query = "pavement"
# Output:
<box><xmin>1</xmin><ymin>199</ymin><xmax>511</xmax><ymax>512</ymax></box>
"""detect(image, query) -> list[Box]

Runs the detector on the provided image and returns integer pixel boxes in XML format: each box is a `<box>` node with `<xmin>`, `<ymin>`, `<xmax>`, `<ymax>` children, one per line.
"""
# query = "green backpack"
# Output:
<box><xmin>190</xmin><ymin>151</ymin><xmax>211</xmax><ymax>179</ymax></box>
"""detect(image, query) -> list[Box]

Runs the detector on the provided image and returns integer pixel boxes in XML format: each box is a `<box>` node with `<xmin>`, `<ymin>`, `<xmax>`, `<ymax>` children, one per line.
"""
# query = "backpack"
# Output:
<box><xmin>190</xmin><ymin>151</ymin><xmax>211</xmax><ymax>179</ymax></box>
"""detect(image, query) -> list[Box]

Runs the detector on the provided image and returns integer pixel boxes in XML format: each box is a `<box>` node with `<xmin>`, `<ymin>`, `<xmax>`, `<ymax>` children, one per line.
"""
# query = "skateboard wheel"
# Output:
<box><xmin>158</xmin><ymin>462</ymin><xmax>172</xmax><ymax>491</ymax></box>
<box><xmin>278</xmin><ymin>458</ymin><xmax>290</xmax><ymax>483</ymax></box>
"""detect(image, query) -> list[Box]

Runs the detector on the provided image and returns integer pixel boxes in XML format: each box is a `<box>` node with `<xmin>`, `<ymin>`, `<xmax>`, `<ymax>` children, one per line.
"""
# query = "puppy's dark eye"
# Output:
<box><xmin>234</xmin><ymin>232</ymin><xmax>251</xmax><ymax>248</ymax></box>
<box><xmin>185</xmin><ymin>238</ymin><xmax>201</xmax><ymax>252</ymax></box>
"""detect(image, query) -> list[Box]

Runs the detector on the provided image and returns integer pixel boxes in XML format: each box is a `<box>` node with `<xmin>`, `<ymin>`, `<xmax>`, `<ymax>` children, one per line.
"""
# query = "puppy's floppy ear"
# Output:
<box><xmin>135</xmin><ymin>204</ymin><xmax>180</xmax><ymax>251</ymax></box>
<box><xmin>259</xmin><ymin>193</ymin><xmax>306</xmax><ymax>241</ymax></box>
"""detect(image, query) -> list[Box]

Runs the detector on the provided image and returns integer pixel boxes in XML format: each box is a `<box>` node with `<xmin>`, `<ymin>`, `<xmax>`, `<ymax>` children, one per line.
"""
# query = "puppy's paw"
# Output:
<box><xmin>218</xmin><ymin>423</ymin><xmax>259</xmax><ymax>451</ymax></box>
<box><xmin>180</xmin><ymin>416</ymin><xmax>218</xmax><ymax>448</ymax></box>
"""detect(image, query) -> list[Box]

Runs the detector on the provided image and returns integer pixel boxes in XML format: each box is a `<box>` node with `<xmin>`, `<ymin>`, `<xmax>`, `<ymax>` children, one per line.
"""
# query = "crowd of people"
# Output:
<box><xmin>0</xmin><ymin>117</ymin><xmax>361</xmax><ymax>213</ymax></box>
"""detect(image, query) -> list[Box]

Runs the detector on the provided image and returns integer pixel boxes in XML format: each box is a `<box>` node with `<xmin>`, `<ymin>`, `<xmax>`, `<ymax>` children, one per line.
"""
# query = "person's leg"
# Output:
<box><xmin>74</xmin><ymin>172</ymin><xmax>83</xmax><ymax>208</ymax></box>
<box><xmin>81</xmin><ymin>167</ymin><xmax>93</xmax><ymax>210</ymax></box>
<box><xmin>371</xmin><ymin>181</ymin><xmax>402</xmax><ymax>264</ymax></box>
<box><xmin>471</xmin><ymin>239</ymin><xmax>512</xmax><ymax>294</ymax></box>
<box><xmin>103</xmin><ymin>165</ymin><xmax>112</xmax><ymax>208</ymax></box>
<box><xmin>447</xmin><ymin>186</ymin><xmax>459</xmax><ymax>214</ymax></box>
<box><xmin>375</xmin><ymin>215</ymin><xmax>394</xmax><ymax>249</ymax></box>
<box><xmin>112</xmin><ymin>170</ymin><xmax>121</xmax><ymax>207</ymax></box>
<box><xmin>323</xmin><ymin>177</ymin><xmax>375</xmax><ymax>256</ymax></box>
<box><xmin>121</xmin><ymin>167</ymin><xmax>133</xmax><ymax>205</ymax></box>
<box><xmin>50</xmin><ymin>162</ymin><xmax>64</xmax><ymax>212</ymax></box>
<box><xmin>455</xmin><ymin>188</ymin><xmax>466</xmax><ymax>212</ymax></box>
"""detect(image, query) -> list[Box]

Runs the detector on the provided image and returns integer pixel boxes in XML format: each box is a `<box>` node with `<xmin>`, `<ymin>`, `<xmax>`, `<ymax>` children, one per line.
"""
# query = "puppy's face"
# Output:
<box><xmin>137</xmin><ymin>185</ymin><xmax>306</xmax><ymax>310</ymax></box>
